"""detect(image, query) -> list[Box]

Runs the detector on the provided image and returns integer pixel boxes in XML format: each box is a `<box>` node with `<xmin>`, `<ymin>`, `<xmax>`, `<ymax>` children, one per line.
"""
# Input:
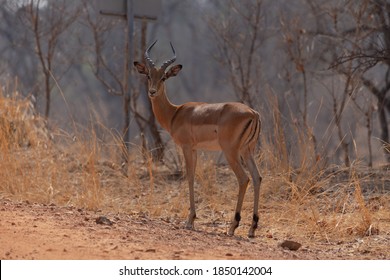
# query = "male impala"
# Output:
<box><xmin>134</xmin><ymin>41</ymin><xmax>262</xmax><ymax>237</ymax></box>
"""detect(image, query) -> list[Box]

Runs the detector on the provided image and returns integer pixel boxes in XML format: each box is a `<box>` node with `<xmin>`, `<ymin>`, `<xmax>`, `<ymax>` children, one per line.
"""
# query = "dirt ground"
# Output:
<box><xmin>1</xmin><ymin>198</ymin><xmax>389</xmax><ymax>260</ymax></box>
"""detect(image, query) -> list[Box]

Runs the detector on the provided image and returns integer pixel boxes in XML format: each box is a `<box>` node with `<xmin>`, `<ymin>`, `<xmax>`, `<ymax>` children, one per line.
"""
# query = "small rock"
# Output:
<box><xmin>146</xmin><ymin>249</ymin><xmax>156</xmax><ymax>253</ymax></box>
<box><xmin>280</xmin><ymin>240</ymin><xmax>302</xmax><ymax>251</ymax></box>
<box><xmin>95</xmin><ymin>216</ymin><xmax>113</xmax><ymax>226</ymax></box>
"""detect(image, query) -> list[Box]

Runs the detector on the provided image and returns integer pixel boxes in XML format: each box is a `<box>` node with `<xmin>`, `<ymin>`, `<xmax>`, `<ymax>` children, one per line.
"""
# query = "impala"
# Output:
<box><xmin>134</xmin><ymin>41</ymin><xmax>262</xmax><ymax>237</ymax></box>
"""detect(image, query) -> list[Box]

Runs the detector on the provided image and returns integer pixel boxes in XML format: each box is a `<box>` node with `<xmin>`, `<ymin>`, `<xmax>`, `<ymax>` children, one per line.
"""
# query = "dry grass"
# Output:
<box><xmin>0</xmin><ymin>86</ymin><xmax>389</xmax><ymax>248</ymax></box>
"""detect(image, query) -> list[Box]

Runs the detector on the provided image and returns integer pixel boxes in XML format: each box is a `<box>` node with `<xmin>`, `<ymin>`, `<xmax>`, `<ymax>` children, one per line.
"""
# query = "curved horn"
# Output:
<box><xmin>161</xmin><ymin>42</ymin><xmax>177</xmax><ymax>71</ymax></box>
<box><xmin>145</xmin><ymin>40</ymin><xmax>157</xmax><ymax>68</ymax></box>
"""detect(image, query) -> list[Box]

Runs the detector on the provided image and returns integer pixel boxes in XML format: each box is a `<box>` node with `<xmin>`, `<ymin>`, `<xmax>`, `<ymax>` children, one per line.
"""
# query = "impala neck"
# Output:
<box><xmin>150</xmin><ymin>84</ymin><xmax>178</xmax><ymax>133</ymax></box>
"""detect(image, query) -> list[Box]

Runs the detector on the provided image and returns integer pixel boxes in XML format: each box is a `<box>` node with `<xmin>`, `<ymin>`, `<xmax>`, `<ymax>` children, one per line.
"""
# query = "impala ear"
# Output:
<box><xmin>165</xmin><ymin>64</ymin><xmax>182</xmax><ymax>79</ymax></box>
<box><xmin>134</xmin><ymin>61</ymin><xmax>149</xmax><ymax>75</ymax></box>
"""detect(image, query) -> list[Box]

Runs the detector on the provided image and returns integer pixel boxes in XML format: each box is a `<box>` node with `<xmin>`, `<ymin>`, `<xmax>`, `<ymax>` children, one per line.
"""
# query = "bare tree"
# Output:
<box><xmin>280</xmin><ymin>15</ymin><xmax>320</xmax><ymax>163</ymax></box>
<box><xmin>133</xmin><ymin>20</ymin><xmax>165</xmax><ymax>162</ymax></box>
<box><xmin>206</xmin><ymin>0</ymin><xmax>265</xmax><ymax>108</ymax></box>
<box><xmin>83</xmin><ymin>3</ymin><xmax>133</xmax><ymax>162</ymax></box>
<box><xmin>20</xmin><ymin>0</ymin><xmax>80</xmax><ymax>119</ymax></box>
<box><xmin>311</xmin><ymin>0</ymin><xmax>390</xmax><ymax>163</ymax></box>
<box><xmin>83</xmin><ymin>4</ymin><xmax>165</xmax><ymax>163</ymax></box>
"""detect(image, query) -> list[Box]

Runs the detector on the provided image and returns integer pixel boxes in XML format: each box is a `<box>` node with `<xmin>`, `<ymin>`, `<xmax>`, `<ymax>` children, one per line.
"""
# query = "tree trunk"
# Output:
<box><xmin>140</xmin><ymin>20</ymin><xmax>165</xmax><ymax>162</ymax></box>
<box><xmin>378</xmin><ymin>98</ymin><xmax>390</xmax><ymax>162</ymax></box>
<box><xmin>44</xmin><ymin>73</ymin><xmax>51</xmax><ymax>119</ymax></box>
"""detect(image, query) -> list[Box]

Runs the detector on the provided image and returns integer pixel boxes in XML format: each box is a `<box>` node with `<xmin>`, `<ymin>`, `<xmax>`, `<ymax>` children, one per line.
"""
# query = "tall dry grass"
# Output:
<box><xmin>0</xmin><ymin>84</ymin><xmax>388</xmax><ymax>244</ymax></box>
<box><xmin>0</xmin><ymin>85</ymin><xmax>108</xmax><ymax>210</ymax></box>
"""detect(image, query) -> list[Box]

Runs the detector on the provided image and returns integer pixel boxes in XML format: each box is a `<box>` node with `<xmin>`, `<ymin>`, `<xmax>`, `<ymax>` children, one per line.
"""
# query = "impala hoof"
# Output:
<box><xmin>227</xmin><ymin>212</ymin><xmax>240</xmax><ymax>236</ymax></box>
<box><xmin>185</xmin><ymin>224</ymin><xmax>194</xmax><ymax>230</ymax></box>
<box><xmin>185</xmin><ymin>220</ymin><xmax>195</xmax><ymax>230</ymax></box>
<box><xmin>248</xmin><ymin>214</ymin><xmax>259</xmax><ymax>238</ymax></box>
<box><xmin>228</xmin><ymin>223</ymin><xmax>239</xmax><ymax>236</ymax></box>
<box><xmin>185</xmin><ymin>213</ymin><xmax>196</xmax><ymax>230</ymax></box>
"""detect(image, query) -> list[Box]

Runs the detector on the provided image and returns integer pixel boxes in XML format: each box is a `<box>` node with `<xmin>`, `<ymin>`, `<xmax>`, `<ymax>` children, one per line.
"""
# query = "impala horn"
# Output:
<box><xmin>161</xmin><ymin>42</ymin><xmax>177</xmax><ymax>71</ymax></box>
<box><xmin>145</xmin><ymin>41</ymin><xmax>177</xmax><ymax>70</ymax></box>
<box><xmin>145</xmin><ymin>40</ymin><xmax>157</xmax><ymax>68</ymax></box>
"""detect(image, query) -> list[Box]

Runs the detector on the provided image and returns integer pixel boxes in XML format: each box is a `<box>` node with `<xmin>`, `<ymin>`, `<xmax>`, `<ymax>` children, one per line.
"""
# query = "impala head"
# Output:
<box><xmin>134</xmin><ymin>40</ymin><xmax>182</xmax><ymax>98</ymax></box>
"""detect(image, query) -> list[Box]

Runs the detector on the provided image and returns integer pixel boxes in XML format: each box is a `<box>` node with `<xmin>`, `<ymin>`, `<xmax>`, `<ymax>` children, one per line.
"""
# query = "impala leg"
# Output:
<box><xmin>225</xmin><ymin>151</ymin><xmax>250</xmax><ymax>236</ymax></box>
<box><xmin>182</xmin><ymin>146</ymin><xmax>197</xmax><ymax>230</ymax></box>
<box><xmin>242</xmin><ymin>151</ymin><xmax>262</xmax><ymax>238</ymax></box>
